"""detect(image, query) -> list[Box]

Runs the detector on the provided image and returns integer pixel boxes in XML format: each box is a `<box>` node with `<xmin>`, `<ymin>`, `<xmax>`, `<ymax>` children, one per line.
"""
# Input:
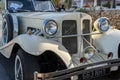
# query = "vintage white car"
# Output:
<box><xmin>0</xmin><ymin>0</ymin><xmax>120</xmax><ymax>80</ymax></box>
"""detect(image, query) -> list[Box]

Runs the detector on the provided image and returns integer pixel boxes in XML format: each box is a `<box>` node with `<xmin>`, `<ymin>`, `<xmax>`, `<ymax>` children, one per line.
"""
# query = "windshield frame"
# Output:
<box><xmin>6</xmin><ymin>0</ymin><xmax>56</xmax><ymax>13</ymax></box>
<box><xmin>32</xmin><ymin>0</ymin><xmax>56</xmax><ymax>12</ymax></box>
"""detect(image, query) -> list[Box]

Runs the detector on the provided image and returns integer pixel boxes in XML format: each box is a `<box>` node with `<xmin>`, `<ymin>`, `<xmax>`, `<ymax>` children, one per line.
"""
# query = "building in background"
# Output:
<box><xmin>71</xmin><ymin>0</ymin><xmax>120</xmax><ymax>9</ymax></box>
<box><xmin>53</xmin><ymin>0</ymin><xmax>120</xmax><ymax>10</ymax></box>
<box><xmin>116</xmin><ymin>0</ymin><xmax>120</xmax><ymax>9</ymax></box>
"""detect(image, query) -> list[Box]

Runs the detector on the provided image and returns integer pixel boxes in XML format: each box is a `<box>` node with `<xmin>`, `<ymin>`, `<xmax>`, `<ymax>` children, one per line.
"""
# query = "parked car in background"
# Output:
<box><xmin>0</xmin><ymin>0</ymin><xmax>120</xmax><ymax>80</ymax></box>
<box><xmin>116</xmin><ymin>2</ymin><xmax>120</xmax><ymax>9</ymax></box>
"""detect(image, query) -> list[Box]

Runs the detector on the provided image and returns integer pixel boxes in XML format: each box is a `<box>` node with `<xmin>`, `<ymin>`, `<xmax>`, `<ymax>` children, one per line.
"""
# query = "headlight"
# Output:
<box><xmin>43</xmin><ymin>19</ymin><xmax>58</xmax><ymax>37</ymax></box>
<box><xmin>83</xmin><ymin>46</ymin><xmax>95</xmax><ymax>59</ymax></box>
<box><xmin>94</xmin><ymin>17</ymin><xmax>110</xmax><ymax>32</ymax></box>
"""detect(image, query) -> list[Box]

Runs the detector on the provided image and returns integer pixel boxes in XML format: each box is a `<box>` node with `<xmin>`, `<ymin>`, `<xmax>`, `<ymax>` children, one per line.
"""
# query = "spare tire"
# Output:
<box><xmin>2</xmin><ymin>14</ymin><xmax>13</xmax><ymax>45</ymax></box>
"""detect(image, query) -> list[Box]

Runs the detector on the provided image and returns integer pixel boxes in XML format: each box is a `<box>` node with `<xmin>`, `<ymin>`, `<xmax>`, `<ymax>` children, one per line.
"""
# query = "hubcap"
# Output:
<box><xmin>15</xmin><ymin>56</ymin><xmax>23</xmax><ymax>80</ymax></box>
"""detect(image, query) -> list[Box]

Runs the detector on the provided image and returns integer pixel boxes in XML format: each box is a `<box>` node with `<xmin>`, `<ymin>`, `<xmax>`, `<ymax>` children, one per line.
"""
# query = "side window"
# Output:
<box><xmin>8</xmin><ymin>0</ymin><xmax>34</xmax><ymax>12</ymax></box>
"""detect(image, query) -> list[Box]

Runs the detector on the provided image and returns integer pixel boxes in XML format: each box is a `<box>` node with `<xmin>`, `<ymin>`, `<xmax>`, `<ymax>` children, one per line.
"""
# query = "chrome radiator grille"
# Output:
<box><xmin>62</xmin><ymin>20</ymin><xmax>77</xmax><ymax>54</ymax></box>
<box><xmin>83</xmin><ymin>20</ymin><xmax>91</xmax><ymax>48</ymax></box>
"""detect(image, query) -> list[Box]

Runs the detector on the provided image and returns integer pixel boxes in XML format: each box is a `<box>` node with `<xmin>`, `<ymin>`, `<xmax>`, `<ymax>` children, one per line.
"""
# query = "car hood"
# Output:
<box><xmin>13</xmin><ymin>12</ymin><xmax>88</xmax><ymax>20</ymax></box>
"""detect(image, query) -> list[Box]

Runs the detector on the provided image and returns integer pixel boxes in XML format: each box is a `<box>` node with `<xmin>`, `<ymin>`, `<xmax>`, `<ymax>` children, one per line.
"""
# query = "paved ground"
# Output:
<box><xmin>0</xmin><ymin>64</ymin><xmax>10</xmax><ymax>80</ymax></box>
<box><xmin>0</xmin><ymin>53</ymin><xmax>15</xmax><ymax>80</ymax></box>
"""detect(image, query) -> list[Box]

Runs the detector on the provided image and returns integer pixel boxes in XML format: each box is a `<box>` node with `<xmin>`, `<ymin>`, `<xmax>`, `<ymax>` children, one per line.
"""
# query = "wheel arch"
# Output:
<box><xmin>1</xmin><ymin>35</ymin><xmax>74</xmax><ymax>68</ymax></box>
<box><xmin>11</xmin><ymin>45</ymin><xmax>67</xmax><ymax>68</ymax></box>
<box><xmin>38</xmin><ymin>50</ymin><xmax>68</xmax><ymax>70</ymax></box>
<box><xmin>10</xmin><ymin>43</ymin><xmax>21</xmax><ymax>58</ymax></box>
<box><xmin>10</xmin><ymin>43</ymin><xmax>73</xmax><ymax>69</ymax></box>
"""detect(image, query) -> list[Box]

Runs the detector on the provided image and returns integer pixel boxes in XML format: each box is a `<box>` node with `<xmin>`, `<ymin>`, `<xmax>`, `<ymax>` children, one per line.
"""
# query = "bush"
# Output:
<box><xmin>75</xmin><ymin>8</ymin><xmax>88</xmax><ymax>13</ymax></box>
<box><xmin>102</xmin><ymin>1</ymin><xmax>111</xmax><ymax>8</ymax></box>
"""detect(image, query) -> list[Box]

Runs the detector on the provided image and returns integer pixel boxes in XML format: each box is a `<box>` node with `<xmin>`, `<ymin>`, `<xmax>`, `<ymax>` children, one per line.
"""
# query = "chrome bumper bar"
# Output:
<box><xmin>34</xmin><ymin>59</ymin><xmax>120</xmax><ymax>80</ymax></box>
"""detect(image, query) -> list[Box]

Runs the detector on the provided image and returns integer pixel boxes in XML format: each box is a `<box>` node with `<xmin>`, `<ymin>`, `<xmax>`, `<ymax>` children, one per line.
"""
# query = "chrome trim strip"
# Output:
<box><xmin>11</xmin><ymin>14</ymin><xmax>18</xmax><ymax>38</ymax></box>
<box><xmin>34</xmin><ymin>59</ymin><xmax>120</xmax><ymax>80</ymax></box>
<box><xmin>56</xmin><ymin>32</ymin><xmax>101</xmax><ymax>38</ymax></box>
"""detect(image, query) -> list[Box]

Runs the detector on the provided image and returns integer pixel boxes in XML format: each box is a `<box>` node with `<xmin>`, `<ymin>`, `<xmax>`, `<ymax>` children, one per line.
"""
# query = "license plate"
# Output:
<box><xmin>79</xmin><ymin>68</ymin><xmax>111</xmax><ymax>80</ymax></box>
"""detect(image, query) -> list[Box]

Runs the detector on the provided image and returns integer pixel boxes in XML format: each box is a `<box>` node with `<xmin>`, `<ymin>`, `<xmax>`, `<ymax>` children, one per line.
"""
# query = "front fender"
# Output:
<box><xmin>0</xmin><ymin>34</ymin><xmax>73</xmax><ymax>68</ymax></box>
<box><xmin>92</xmin><ymin>29</ymin><xmax>120</xmax><ymax>59</ymax></box>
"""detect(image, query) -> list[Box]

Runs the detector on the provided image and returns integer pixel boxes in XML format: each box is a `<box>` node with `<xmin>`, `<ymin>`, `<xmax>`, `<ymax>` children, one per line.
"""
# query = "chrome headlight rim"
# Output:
<box><xmin>83</xmin><ymin>46</ymin><xmax>95</xmax><ymax>59</ymax></box>
<box><xmin>42</xmin><ymin>19</ymin><xmax>58</xmax><ymax>37</ymax></box>
<box><xmin>94</xmin><ymin>17</ymin><xmax>110</xmax><ymax>32</ymax></box>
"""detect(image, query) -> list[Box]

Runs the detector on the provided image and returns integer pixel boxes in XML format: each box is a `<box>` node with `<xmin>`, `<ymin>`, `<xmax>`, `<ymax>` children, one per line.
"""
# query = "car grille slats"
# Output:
<box><xmin>62</xmin><ymin>19</ymin><xmax>90</xmax><ymax>54</ymax></box>
<box><xmin>83</xmin><ymin>20</ymin><xmax>91</xmax><ymax>48</ymax></box>
<box><xmin>62</xmin><ymin>20</ymin><xmax>77</xmax><ymax>54</ymax></box>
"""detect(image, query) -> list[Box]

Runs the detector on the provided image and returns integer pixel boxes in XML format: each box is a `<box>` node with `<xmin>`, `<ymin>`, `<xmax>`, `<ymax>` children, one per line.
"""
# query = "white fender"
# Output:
<box><xmin>92</xmin><ymin>29</ymin><xmax>120</xmax><ymax>59</ymax></box>
<box><xmin>0</xmin><ymin>34</ymin><xmax>74</xmax><ymax>68</ymax></box>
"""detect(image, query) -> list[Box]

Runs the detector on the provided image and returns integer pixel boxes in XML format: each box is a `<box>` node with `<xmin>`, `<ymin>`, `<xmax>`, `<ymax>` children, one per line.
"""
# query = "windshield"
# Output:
<box><xmin>7</xmin><ymin>0</ymin><xmax>56</xmax><ymax>12</ymax></box>
<box><xmin>34</xmin><ymin>0</ymin><xmax>55</xmax><ymax>11</ymax></box>
<box><xmin>8</xmin><ymin>0</ymin><xmax>34</xmax><ymax>12</ymax></box>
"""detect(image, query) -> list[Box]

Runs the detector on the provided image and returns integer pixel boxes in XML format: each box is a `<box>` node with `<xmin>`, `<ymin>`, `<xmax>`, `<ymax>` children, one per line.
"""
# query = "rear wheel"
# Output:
<box><xmin>2</xmin><ymin>14</ymin><xmax>13</xmax><ymax>45</ymax></box>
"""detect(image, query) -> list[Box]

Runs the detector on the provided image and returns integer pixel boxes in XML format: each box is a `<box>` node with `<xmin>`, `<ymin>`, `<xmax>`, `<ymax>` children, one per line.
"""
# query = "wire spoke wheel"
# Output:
<box><xmin>15</xmin><ymin>55</ymin><xmax>23</xmax><ymax>80</ymax></box>
<box><xmin>1</xmin><ymin>14</ymin><xmax>13</xmax><ymax>45</ymax></box>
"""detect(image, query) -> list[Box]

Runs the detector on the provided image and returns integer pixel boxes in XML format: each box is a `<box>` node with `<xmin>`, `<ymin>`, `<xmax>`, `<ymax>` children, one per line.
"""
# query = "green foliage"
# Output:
<box><xmin>0</xmin><ymin>0</ymin><xmax>5</xmax><ymax>10</ymax></box>
<box><xmin>102</xmin><ymin>1</ymin><xmax>111</xmax><ymax>8</ymax></box>
<box><xmin>52</xmin><ymin>0</ymin><xmax>59</xmax><ymax>6</ymax></box>
<box><xmin>75</xmin><ymin>8</ymin><xmax>88</xmax><ymax>13</ymax></box>
<box><xmin>65</xmin><ymin>0</ymin><xmax>72</xmax><ymax>9</ymax></box>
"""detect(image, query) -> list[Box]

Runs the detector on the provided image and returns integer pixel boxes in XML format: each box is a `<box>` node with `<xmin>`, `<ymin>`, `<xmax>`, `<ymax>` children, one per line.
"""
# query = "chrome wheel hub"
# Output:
<box><xmin>15</xmin><ymin>56</ymin><xmax>23</xmax><ymax>80</ymax></box>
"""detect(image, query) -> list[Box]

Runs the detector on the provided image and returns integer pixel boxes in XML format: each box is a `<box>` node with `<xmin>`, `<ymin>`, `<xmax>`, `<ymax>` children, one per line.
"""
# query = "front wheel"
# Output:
<box><xmin>15</xmin><ymin>49</ymin><xmax>69</xmax><ymax>80</ymax></box>
<box><xmin>15</xmin><ymin>49</ymin><xmax>40</xmax><ymax>80</ymax></box>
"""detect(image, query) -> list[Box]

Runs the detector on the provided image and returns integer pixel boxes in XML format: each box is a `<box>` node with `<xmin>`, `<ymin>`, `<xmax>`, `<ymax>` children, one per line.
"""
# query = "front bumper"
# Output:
<box><xmin>34</xmin><ymin>59</ymin><xmax>120</xmax><ymax>80</ymax></box>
